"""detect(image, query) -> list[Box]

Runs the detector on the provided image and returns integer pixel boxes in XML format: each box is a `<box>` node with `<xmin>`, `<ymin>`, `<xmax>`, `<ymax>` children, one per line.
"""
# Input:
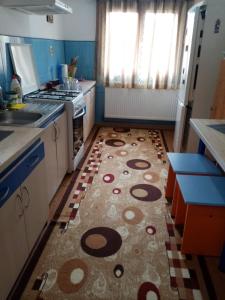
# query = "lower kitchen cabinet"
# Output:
<box><xmin>84</xmin><ymin>87</ymin><xmax>95</xmax><ymax>142</ymax></box>
<box><xmin>0</xmin><ymin>142</ymin><xmax>48</xmax><ymax>300</ymax></box>
<box><xmin>42</xmin><ymin>110</ymin><xmax>68</xmax><ymax>203</ymax></box>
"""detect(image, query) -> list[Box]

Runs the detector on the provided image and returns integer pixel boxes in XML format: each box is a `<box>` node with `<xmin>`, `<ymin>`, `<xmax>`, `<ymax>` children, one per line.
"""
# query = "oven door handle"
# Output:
<box><xmin>74</xmin><ymin>108</ymin><xmax>86</xmax><ymax>119</ymax></box>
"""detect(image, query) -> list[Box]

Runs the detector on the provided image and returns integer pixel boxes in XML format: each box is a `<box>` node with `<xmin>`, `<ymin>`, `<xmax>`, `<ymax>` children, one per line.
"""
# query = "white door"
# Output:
<box><xmin>42</xmin><ymin>122</ymin><xmax>58</xmax><ymax>203</ymax></box>
<box><xmin>173</xmin><ymin>101</ymin><xmax>187</xmax><ymax>152</ymax></box>
<box><xmin>55</xmin><ymin>111</ymin><xmax>68</xmax><ymax>185</ymax></box>
<box><xmin>179</xmin><ymin>4</ymin><xmax>203</xmax><ymax>105</ymax></box>
<box><xmin>0</xmin><ymin>188</ymin><xmax>28</xmax><ymax>300</ymax></box>
<box><xmin>22</xmin><ymin>159</ymin><xmax>48</xmax><ymax>251</ymax></box>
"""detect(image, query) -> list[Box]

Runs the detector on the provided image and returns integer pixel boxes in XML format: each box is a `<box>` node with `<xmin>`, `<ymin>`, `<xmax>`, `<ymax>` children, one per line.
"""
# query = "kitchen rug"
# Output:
<box><xmin>20</xmin><ymin>127</ymin><xmax>211</xmax><ymax>300</ymax></box>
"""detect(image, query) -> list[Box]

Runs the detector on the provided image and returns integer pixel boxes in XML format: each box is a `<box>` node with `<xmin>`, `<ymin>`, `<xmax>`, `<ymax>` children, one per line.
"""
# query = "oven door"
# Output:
<box><xmin>73</xmin><ymin>107</ymin><xmax>86</xmax><ymax>158</ymax></box>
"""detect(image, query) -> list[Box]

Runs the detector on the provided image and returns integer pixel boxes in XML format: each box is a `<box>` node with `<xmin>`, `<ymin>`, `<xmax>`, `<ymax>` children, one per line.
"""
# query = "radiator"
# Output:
<box><xmin>105</xmin><ymin>88</ymin><xmax>178</xmax><ymax>121</ymax></box>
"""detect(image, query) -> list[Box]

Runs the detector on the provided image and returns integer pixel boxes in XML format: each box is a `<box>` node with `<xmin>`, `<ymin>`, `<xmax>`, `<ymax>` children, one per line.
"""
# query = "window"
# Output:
<box><xmin>97</xmin><ymin>1</ymin><xmax>187</xmax><ymax>89</ymax></box>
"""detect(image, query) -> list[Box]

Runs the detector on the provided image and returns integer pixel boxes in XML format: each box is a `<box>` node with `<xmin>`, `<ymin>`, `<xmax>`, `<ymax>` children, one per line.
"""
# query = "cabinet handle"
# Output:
<box><xmin>22</xmin><ymin>186</ymin><xmax>30</xmax><ymax>209</ymax></box>
<box><xmin>53</xmin><ymin>123</ymin><xmax>57</xmax><ymax>141</ymax></box>
<box><xmin>16</xmin><ymin>194</ymin><xmax>24</xmax><ymax>218</ymax></box>
<box><xmin>0</xmin><ymin>186</ymin><xmax>10</xmax><ymax>202</ymax></box>
<box><xmin>28</xmin><ymin>155</ymin><xmax>40</xmax><ymax>168</ymax></box>
<box><xmin>55</xmin><ymin>123</ymin><xmax>60</xmax><ymax>140</ymax></box>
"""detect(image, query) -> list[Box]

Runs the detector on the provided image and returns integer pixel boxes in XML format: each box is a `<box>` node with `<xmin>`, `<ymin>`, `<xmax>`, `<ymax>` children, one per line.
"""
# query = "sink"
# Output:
<box><xmin>0</xmin><ymin>111</ymin><xmax>42</xmax><ymax>126</ymax></box>
<box><xmin>208</xmin><ymin>124</ymin><xmax>225</xmax><ymax>134</ymax></box>
<box><xmin>0</xmin><ymin>130</ymin><xmax>14</xmax><ymax>142</ymax></box>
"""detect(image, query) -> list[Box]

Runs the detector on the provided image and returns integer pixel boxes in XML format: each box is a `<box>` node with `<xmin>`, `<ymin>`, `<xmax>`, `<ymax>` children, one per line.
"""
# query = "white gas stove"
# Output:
<box><xmin>25</xmin><ymin>89</ymin><xmax>86</xmax><ymax>172</ymax></box>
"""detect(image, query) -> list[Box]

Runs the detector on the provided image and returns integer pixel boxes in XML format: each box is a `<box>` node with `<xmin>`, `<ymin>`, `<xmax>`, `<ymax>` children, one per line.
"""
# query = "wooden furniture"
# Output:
<box><xmin>42</xmin><ymin>110</ymin><xmax>68</xmax><ymax>203</ymax></box>
<box><xmin>165</xmin><ymin>152</ymin><xmax>222</xmax><ymax>202</ymax></box>
<box><xmin>190</xmin><ymin>118</ymin><xmax>225</xmax><ymax>270</ymax></box>
<box><xmin>175</xmin><ymin>175</ymin><xmax>225</xmax><ymax>256</ymax></box>
<box><xmin>211</xmin><ymin>59</ymin><xmax>225</xmax><ymax>119</ymax></box>
<box><xmin>0</xmin><ymin>141</ymin><xmax>47</xmax><ymax>300</ymax></box>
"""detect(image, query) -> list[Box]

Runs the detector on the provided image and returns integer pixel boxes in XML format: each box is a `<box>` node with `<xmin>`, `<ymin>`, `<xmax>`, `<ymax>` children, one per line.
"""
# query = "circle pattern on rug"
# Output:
<box><xmin>108</xmin><ymin>133</ymin><xmax>118</xmax><ymax>138</ymax></box>
<box><xmin>143</xmin><ymin>171</ymin><xmax>160</xmax><ymax>183</ymax></box>
<box><xmin>126</xmin><ymin>159</ymin><xmax>151</xmax><ymax>170</ymax></box>
<box><xmin>131</xmin><ymin>142</ymin><xmax>137</xmax><ymax>146</ymax></box>
<box><xmin>123</xmin><ymin>170</ymin><xmax>129</xmax><ymax>175</ymax></box>
<box><xmin>138</xmin><ymin>282</ymin><xmax>160</xmax><ymax>299</ymax></box>
<box><xmin>103</xmin><ymin>174</ymin><xmax>115</xmax><ymax>183</ymax></box>
<box><xmin>115</xmin><ymin>150</ymin><xmax>128</xmax><ymax>157</ymax></box>
<box><xmin>130</xmin><ymin>184</ymin><xmax>162</xmax><ymax>202</ymax></box>
<box><xmin>113</xmin><ymin>188</ymin><xmax>121</xmax><ymax>194</ymax></box>
<box><xmin>113</xmin><ymin>128</ymin><xmax>130</xmax><ymax>133</ymax></box>
<box><xmin>57</xmin><ymin>259</ymin><xmax>88</xmax><ymax>293</ymax></box>
<box><xmin>137</xmin><ymin>137</ymin><xmax>145</xmax><ymax>142</ymax></box>
<box><xmin>105</xmin><ymin>139</ymin><xmax>126</xmax><ymax>147</ymax></box>
<box><xmin>114</xmin><ymin>264</ymin><xmax>124</xmax><ymax>278</ymax></box>
<box><xmin>81</xmin><ymin>227</ymin><xmax>122</xmax><ymax>257</ymax></box>
<box><xmin>146</xmin><ymin>226</ymin><xmax>156</xmax><ymax>235</ymax></box>
<box><xmin>108</xmin><ymin>155</ymin><xmax>113</xmax><ymax>159</ymax></box>
<box><xmin>122</xmin><ymin>207</ymin><xmax>144</xmax><ymax>225</ymax></box>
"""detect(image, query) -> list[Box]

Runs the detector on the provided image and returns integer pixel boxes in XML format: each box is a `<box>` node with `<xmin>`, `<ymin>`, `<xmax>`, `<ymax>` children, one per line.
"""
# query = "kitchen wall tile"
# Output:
<box><xmin>24</xmin><ymin>37</ymin><xmax>65</xmax><ymax>84</ymax></box>
<box><xmin>64</xmin><ymin>41</ymin><xmax>96</xmax><ymax>80</ymax></box>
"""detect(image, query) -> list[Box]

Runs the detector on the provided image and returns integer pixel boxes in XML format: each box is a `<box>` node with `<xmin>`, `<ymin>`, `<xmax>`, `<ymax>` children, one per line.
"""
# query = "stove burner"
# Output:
<box><xmin>27</xmin><ymin>89</ymin><xmax>82</xmax><ymax>101</ymax></box>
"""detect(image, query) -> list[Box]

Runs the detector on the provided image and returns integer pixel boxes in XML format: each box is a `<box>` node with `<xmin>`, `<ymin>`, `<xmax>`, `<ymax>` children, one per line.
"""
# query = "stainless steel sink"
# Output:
<box><xmin>0</xmin><ymin>130</ymin><xmax>14</xmax><ymax>142</ymax></box>
<box><xmin>0</xmin><ymin>111</ymin><xmax>42</xmax><ymax>125</ymax></box>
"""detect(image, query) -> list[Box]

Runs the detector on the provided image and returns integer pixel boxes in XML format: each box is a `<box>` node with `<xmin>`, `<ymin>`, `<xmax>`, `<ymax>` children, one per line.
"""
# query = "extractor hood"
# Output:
<box><xmin>0</xmin><ymin>0</ymin><xmax>72</xmax><ymax>15</ymax></box>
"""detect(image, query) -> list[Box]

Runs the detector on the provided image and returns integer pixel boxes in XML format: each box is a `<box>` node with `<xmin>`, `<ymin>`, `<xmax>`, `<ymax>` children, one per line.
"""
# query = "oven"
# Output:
<box><xmin>73</xmin><ymin>106</ymin><xmax>86</xmax><ymax>158</ymax></box>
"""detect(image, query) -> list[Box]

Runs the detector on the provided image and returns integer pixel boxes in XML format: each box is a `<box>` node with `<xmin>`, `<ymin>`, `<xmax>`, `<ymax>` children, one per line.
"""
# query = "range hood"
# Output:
<box><xmin>0</xmin><ymin>0</ymin><xmax>72</xmax><ymax>15</ymax></box>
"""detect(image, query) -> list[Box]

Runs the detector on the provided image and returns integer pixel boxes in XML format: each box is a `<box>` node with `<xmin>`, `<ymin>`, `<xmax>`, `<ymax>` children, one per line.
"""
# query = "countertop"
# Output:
<box><xmin>190</xmin><ymin>118</ymin><xmax>225</xmax><ymax>171</ymax></box>
<box><xmin>0</xmin><ymin>126</ymin><xmax>43</xmax><ymax>173</ymax></box>
<box><xmin>79</xmin><ymin>80</ymin><xmax>96</xmax><ymax>95</ymax></box>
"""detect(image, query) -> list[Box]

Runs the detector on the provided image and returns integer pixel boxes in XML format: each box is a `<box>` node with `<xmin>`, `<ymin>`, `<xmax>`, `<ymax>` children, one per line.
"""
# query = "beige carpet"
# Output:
<box><xmin>21</xmin><ymin>127</ymin><xmax>213</xmax><ymax>299</ymax></box>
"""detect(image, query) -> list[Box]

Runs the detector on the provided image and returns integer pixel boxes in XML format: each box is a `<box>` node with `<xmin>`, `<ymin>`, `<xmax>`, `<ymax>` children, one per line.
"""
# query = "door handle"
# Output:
<box><xmin>55</xmin><ymin>123</ymin><xmax>60</xmax><ymax>140</ymax></box>
<box><xmin>27</xmin><ymin>155</ymin><xmax>40</xmax><ymax>168</ymax></box>
<box><xmin>22</xmin><ymin>186</ymin><xmax>30</xmax><ymax>209</ymax></box>
<box><xmin>16</xmin><ymin>193</ymin><xmax>24</xmax><ymax>218</ymax></box>
<box><xmin>0</xmin><ymin>186</ymin><xmax>10</xmax><ymax>203</ymax></box>
<box><xmin>53</xmin><ymin>123</ymin><xmax>57</xmax><ymax>141</ymax></box>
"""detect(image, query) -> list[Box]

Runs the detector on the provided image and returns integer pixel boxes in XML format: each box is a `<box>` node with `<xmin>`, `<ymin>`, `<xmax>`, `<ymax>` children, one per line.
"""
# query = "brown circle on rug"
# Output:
<box><xmin>57</xmin><ymin>259</ymin><xmax>88</xmax><ymax>294</ymax></box>
<box><xmin>126</xmin><ymin>159</ymin><xmax>151</xmax><ymax>170</ymax></box>
<box><xmin>115</xmin><ymin>150</ymin><xmax>128</xmax><ymax>157</ymax></box>
<box><xmin>113</xmin><ymin>128</ymin><xmax>130</xmax><ymax>132</ymax></box>
<box><xmin>81</xmin><ymin>227</ymin><xmax>122</xmax><ymax>257</ymax></box>
<box><xmin>114</xmin><ymin>264</ymin><xmax>124</xmax><ymax>278</ymax></box>
<box><xmin>103</xmin><ymin>174</ymin><xmax>115</xmax><ymax>183</ymax></box>
<box><xmin>146</xmin><ymin>226</ymin><xmax>156</xmax><ymax>235</ymax></box>
<box><xmin>122</xmin><ymin>207</ymin><xmax>144</xmax><ymax>225</ymax></box>
<box><xmin>85</xmin><ymin>234</ymin><xmax>107</xmax><ymax>249</ymax></box>
<box><xmin>138</xmin><ymin>282</ymin><xmax>160</xmax><ymax>299</ymax></box>
<box><xmin>130</xmin><ymin>184</ymin><xmax>162</xmax><ymax>202</ymax></box>
<box><xmin>143</xmin><ymin>171</ymin><xmax>160</xmax><ymax>183</ymax></box>
<box><xmin>113</xmin><ymin>188</ymin><xmax>121</xmax><ymax>194</ymax></box>
<box><xmin>105</xmin><ymin>139</ymin><xmax>126</xmax><ymax>147</ymax></box>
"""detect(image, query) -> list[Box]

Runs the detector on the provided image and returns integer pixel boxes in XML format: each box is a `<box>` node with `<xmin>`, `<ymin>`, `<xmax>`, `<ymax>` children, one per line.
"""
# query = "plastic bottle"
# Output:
<box><xmin>10</xmin><ymin>75</ymin><xmax>22</xmax><ymax>104</ymax></box>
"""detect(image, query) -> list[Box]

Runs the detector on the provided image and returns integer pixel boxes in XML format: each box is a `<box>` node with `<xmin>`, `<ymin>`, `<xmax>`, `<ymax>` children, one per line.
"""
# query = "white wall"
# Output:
<box><xmin>62</xmin><ymin>0</ymin><xmax>96</xmax><ymax>41</ymax></box>
<box><xmin>0</xmin><ymin>6</ymin><xmax>64</xmax><ymax>39</ymax></box>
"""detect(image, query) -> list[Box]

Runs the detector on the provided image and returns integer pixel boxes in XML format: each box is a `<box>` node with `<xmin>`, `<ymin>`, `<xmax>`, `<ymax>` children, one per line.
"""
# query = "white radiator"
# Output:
<box><xmin>105</xmin><ymin>88</ymin><xmax>178</xmax><ymax>121</ymax></box>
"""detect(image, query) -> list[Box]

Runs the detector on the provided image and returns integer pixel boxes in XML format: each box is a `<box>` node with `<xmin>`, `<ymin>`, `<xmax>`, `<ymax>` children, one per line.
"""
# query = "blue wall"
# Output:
<box><xmin>24</xmin><ymin>38</ymin><xmax>65</xmax><ymax>84</ymax></box>
<box><xmin>64</xmin><ymin>41</ymin><xmax>96</xmax><ymax>81</ymax></box>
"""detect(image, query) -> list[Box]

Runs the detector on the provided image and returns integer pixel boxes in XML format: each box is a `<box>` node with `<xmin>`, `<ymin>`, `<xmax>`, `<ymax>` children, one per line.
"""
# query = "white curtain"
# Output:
<box><xmin>97</xmin><ymin>0</ymin><xmax>189</xmax><ymax>89</ymax></box>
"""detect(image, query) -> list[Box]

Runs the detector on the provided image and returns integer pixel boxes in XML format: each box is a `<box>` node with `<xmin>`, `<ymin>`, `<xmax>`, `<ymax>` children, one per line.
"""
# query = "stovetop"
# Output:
<box><xmin>26</xmin><ymin>89</ymin><xmax>82</xmax><ymax>101</ymax></box>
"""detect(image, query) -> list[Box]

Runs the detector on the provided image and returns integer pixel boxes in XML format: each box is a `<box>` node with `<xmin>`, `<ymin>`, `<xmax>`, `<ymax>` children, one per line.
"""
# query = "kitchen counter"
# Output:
<box><xmin>0</xmin><ymin>126</ymin><xmax>43</xmax><ymax>173</ymax></box>
<box><xmin>190</xmin><ymin>118</ymin><xmax>225</xmax><ymax>171</ymax></box>
<box><xmin>79</xmin><ymin>80</ymin><xmax>96</xmax><ymax>95</ymax></box>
